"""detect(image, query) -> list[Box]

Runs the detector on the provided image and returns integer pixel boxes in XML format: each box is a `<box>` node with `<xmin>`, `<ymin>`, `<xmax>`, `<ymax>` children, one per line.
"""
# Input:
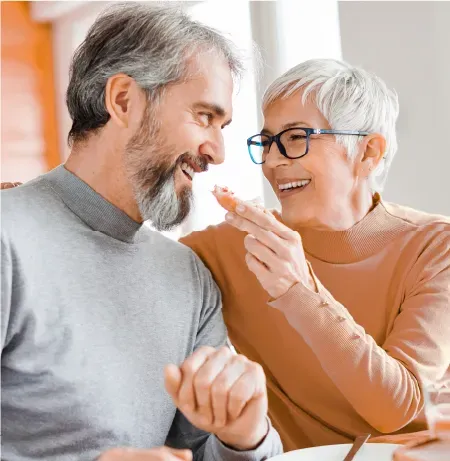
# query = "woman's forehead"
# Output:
<box><xmin>262</xmin><ymin>94</ymin><xmax>326</xmax><ymax>130</ymax></box>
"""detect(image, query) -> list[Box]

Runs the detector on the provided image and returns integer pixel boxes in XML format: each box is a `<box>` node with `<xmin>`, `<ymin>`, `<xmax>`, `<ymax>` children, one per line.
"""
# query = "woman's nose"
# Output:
<box><xmin>264</xmin><ymin>141</ymin><xmax>291</xmax><ymax>168</ymax></box>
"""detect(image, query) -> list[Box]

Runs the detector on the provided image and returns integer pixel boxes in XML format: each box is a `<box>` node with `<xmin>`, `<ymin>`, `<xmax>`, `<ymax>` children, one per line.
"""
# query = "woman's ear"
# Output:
<box><xmin>359</xmin><ymin>133</ymin><xmax>386</xmax><ymax>177</ymax></box>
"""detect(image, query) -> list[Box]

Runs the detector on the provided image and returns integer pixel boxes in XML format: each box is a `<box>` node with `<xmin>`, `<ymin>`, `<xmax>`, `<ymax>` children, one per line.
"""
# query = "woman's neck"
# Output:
<box><xmin>290</xmin><ymin>188</ymin><xmax>376</xmax><ymax>232</ymax></box>
<box><xmin>328</xmin><ymin>189</ymin><xmax>376</xmax><ymax>231</ymax></box>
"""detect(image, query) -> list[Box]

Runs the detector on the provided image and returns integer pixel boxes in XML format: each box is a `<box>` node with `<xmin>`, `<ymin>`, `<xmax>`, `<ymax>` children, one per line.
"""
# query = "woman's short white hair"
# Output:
<box><xmin>262</xmin><ymin>59</ymin><xmax>399</xmax><ymax>192</ymax></box>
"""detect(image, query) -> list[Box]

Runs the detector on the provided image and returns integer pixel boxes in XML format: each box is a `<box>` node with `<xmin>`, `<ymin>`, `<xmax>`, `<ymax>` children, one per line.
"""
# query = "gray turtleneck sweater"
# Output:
<box><xmin>1</xmin><ymin>166</ymin><xmax>282</xmax><ymax>461</ymax></box>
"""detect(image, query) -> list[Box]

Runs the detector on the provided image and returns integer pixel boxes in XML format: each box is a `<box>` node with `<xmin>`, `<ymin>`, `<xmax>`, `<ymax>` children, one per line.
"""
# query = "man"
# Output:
<box><xmin>1</xmin><ymin>3</ymin><xmax>282</xmax><ymax>460</ymax></box>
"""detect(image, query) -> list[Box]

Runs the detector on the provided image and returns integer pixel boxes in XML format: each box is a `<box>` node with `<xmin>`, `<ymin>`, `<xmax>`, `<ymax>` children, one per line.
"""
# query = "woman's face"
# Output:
<box><xmin>262</xmin><ymin>91</ymin><xmax>370</xmax><ymax>230</ymax></box>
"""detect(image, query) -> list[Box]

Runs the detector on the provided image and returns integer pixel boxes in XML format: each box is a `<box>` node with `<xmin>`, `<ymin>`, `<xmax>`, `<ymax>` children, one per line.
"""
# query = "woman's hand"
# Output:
<box><xmin>225</xmin><ymin>202</ymin><xmax>316</xmax><ymax>299</ymax></box>
<box><xmin>1</xmin><ymin>182</ymin><xmax>22</xmax><ymax>190</ymax></box>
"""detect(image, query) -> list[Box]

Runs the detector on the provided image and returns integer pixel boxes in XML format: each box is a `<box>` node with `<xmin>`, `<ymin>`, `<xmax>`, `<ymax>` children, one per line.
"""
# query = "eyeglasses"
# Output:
<box><xmin>246</xmin><ymin>127</ymin><xmax>370</xmax><ymax>165</ymax></box>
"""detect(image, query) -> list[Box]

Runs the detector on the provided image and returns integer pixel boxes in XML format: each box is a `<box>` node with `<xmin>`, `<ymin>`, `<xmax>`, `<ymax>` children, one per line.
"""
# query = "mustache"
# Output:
<box><xmin>141</xmin><ymin>152</ymin><xmax>207</xmax><ymax>202</ymax></box>
<box><xmin>177</xmin><ymin>153</ymin><xmax>209</xmax><ymax>173</ymax></box>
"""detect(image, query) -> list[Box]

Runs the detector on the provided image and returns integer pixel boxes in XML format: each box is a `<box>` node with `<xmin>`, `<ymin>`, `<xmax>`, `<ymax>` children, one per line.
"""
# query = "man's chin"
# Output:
<box><xmin>151</xmin><ymin>212</ymin><xmax>189</xmax><ymax>232</ymax></box>
<box><xmin>134</xmin><ymin>170</ymin><xmax>193</xmax><ymax>231</ymax></box>
<box><xmin>147</xmin><ymin>196</ymin><xmax>193</xmax><ymax>232</ymax></box>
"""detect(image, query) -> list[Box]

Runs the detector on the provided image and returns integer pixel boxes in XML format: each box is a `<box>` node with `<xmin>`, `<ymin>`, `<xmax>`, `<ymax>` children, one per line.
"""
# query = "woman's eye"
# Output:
<box><xmin>289</xmin><ymin>135</ymin><xmax>306</xmax><ymax>141</ymax></box>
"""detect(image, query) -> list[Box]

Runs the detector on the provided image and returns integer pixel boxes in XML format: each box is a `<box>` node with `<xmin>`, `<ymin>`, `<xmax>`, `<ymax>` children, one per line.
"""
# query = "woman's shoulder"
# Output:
<box><xmin>381</xmin><ymin>202</ymin><xmax>450</xmax><ymax>281</ymax></box>
<box><xmin>179</xmin><ymin>220</ymin><xmax>246</xmax><ymax>263</ymax></box>
<box><xmin>180</xmin><ymin>207</ymin><xmax>281</xmax><ymax>252</ymax></box>
<box><xmin>181</xmin><ymin>219</ymin><xmax>245</xmax><ymax>242</ymax></box>
<box><xmin>381</xmin><ymin>200</ymin><xmax>450</xmax><ymax>231</ymax></box>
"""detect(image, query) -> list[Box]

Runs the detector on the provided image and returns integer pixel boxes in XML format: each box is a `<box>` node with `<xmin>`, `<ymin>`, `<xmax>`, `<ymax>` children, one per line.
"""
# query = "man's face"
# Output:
<box><xmin>125</xmin><ymin>53</ymin><xmax>234</xmax><ymax>231</ymax></box>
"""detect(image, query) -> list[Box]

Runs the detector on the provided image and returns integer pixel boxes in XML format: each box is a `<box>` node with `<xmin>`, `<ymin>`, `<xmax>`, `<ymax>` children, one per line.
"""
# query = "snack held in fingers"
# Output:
<box><xmin>213</xmin><ymin>185</ymin><xmax>268</xmax><ymax>214</ymax></box>
<box><xmin>212</xmin><ymin>185</ymin><xmax>239</xmax><ymax>212</ymax></box>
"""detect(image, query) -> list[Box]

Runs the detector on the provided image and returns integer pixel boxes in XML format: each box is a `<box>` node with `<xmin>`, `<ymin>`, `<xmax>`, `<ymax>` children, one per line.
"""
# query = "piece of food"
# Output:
<box><xmin>212</xmin><ymin>185</ymin><xmax>239</xmax><ymax>212</ymax></box>
<box><xmin>212</xmin><ymin>185</ymin><xmax>270</xmax><ymax>216</ymax></box>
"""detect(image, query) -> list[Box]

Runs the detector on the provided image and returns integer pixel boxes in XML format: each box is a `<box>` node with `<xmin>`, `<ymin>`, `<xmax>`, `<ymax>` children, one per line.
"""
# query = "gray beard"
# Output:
<box><xmin>124</xmin><ymin>105</ymin><xmax>193</xmax><ymax>232</ymax></box>
<box><xmin>134</xmin><ymin>167</ymin><xmax>192</xmax><ymax>231</ymax></box>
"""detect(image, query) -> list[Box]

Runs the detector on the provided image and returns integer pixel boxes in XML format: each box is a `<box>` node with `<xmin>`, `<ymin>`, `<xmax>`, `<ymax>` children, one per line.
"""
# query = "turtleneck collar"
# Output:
<box><xmin>276</xmin><ymin>194</ymin><xmax>411</xmax><ymax>264</ymax></box>
<box><xmin>45</xmin><ymin>165</ymin><xmax>144</xmax><ymax>243</ymax></box>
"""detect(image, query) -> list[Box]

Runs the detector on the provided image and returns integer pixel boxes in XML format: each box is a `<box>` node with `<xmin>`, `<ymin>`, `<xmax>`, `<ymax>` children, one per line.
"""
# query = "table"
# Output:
<box><xmin>370</xmin><ymin>431</ymin><xmax>431</xmax><ymax>446</ymax></box>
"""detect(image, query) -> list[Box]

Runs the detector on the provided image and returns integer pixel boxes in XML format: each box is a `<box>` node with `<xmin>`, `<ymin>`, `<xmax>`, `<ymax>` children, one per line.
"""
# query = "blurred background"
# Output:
<box><xmin>2</xmin><ymin>0</ymin><xmax>449</xmax><ymax>239</ymax></box>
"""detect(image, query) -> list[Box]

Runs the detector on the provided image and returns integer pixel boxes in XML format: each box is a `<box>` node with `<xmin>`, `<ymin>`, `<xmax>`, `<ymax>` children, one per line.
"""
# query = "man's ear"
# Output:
<box><xmin>104</xmin><ymin>73</ymin><xmax>135</xmax><ymax>129</ymax></box>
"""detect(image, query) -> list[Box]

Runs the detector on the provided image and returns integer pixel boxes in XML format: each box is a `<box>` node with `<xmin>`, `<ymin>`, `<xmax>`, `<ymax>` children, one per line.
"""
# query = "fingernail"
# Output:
<box><xmin>225</xmin><ymin>213</ymin><xmax>234</xmax><ymax>222</ymax></box>
<box><xmin>236</xmin><ymin>204</ymin><xmax>245</xmax><ymax>212</ymax></box>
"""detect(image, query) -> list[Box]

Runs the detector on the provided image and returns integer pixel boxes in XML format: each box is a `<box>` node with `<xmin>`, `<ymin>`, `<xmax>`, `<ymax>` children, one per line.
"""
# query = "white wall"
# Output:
<box><xmin>178</xmin><ymin>1</ymin><xmax>262</xmax><ymax>236</ymax></box>
<box><xmin>339</xmin><ymin>1</ymin><xmax>450</xmax><ymax>216</ymax></box>
<box><xmin>251</xmin><ymin>0</ymin><xmax>342</xmax><ymax>209</ymax></box>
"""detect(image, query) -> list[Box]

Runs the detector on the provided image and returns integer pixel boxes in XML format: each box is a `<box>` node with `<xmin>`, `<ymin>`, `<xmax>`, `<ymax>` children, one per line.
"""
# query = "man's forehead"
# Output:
<box><xmin>165</xmin><ymin>54</ymin><xmax>234</xmax><ymax>117</ymax></box>
<box><xmin>188</xmin><ymin>53</ymin><xmax>234</xmax><ymax>88</ymax></box>
<box><xmin>188</xmin><ymin>77</ymin><xmax>233</xmax><ymax>118</ymax></box>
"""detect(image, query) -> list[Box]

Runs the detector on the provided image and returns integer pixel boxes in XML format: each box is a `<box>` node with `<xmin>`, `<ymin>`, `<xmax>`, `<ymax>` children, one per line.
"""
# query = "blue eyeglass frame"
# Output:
<box><xmin>246</xmin><ymin>127</ymin><xmax>370</xmax><ymax>164</ymax></box>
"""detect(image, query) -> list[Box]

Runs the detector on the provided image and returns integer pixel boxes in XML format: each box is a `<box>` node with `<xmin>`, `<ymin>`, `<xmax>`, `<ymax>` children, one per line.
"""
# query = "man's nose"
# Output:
<box><xmin>199</xmin><ymin>132</ymin><xmax>225</xmax><ymax>165</ymax></box>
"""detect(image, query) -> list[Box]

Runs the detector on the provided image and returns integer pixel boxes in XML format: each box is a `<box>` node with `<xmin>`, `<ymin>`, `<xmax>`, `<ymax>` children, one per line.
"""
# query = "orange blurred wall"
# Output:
<box><xmin>1</xmin><ymin>1</ymin><xmax>59</xmax><ymax>183</ymax></box>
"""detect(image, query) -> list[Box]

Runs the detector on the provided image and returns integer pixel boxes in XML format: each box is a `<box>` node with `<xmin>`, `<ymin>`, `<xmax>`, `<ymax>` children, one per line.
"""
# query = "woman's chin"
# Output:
<box><xmin>281</xmin><ymin>208</ymin><xmax>313</xmax><ymax>229</ymax></box>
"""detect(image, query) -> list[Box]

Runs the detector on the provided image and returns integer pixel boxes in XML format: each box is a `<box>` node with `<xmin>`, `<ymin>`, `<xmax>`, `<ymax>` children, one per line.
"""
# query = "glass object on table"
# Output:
<box><xmin>423</xmin><ymin>383</ymin><xmax>450</xmax><ymax>440</ymax></box>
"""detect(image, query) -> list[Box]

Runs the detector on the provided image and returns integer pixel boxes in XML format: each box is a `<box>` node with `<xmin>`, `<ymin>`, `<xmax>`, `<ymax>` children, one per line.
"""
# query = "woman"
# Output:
<box><xmin>181</xmin><ymin>59</ymin><xmax>450</xmax><ymax>450</ymax></box>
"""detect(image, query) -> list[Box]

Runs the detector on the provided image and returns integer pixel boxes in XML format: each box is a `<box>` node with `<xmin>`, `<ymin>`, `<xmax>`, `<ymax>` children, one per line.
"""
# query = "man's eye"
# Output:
<box><xmin>199</xmin><ymin>112</ymin><xmax>213</xmax><ymax>125</ymax></box>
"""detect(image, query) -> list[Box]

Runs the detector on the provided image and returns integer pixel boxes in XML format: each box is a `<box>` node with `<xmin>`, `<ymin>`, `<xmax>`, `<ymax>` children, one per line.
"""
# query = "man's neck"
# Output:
<box><xmin>64</xmin><ymin>137</ymin><xmax>143</xmax><ymax>223</ymax></box>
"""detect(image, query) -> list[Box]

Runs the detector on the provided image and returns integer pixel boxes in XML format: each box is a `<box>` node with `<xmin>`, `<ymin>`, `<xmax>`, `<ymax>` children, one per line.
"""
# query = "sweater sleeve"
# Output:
<box><xmin>166</xmin><ymin>249</ymin><xmax>283</xmax><ymax>461</ymax></box>
<box><xmin>166</xmin><ymin>410</ymin><xmax>282</xmax><ymax>461</ymax></box>
<box><xmin>1</xmin><ymin>235</ymin><xmax>12</xmax><ymax>351</ymax></box>
<box><xmin>269</xmin><ymin>234</ymin><xmax>450</xmax><ymax>434</ymax></box>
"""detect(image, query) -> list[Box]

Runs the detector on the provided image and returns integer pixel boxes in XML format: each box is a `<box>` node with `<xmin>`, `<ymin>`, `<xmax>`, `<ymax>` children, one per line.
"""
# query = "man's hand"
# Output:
<box><xmin>98</xmin><ymin>447</ymin><xmax>192</xmax><ymax>461</ymax></box>
<box><xmin>164</xmin><ymin>346</ymin><xmax>268</xmax><ymax>451</ymax></box>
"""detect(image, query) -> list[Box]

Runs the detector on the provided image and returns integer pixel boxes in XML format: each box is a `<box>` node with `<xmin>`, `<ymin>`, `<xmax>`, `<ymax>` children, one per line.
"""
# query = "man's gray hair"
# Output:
<box><xmin>262</xmin><ymin>59</ymin><xmax>399</xmax><ymax>192</ymax></box>
<box><xmin>66</xmin><ymin>2</ymin><xmax>244</xmax><ymax>145</ymax></box>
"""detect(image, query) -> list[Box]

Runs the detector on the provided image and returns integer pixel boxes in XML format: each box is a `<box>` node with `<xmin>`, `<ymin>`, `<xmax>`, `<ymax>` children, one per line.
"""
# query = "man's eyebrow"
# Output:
<box><xmin>192</xmin><ymin>102</ymin><xmax>232</xmax><ymax>126</ymax></box>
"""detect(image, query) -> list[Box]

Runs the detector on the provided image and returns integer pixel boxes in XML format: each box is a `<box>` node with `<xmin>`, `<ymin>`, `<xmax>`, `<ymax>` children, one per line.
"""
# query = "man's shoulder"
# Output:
<box><xmin>146</xmin><ymin>230</ymin><xmax>210</xmax><ymax>272</ymax></box>
<box><xmin>179</xmin><ymin>221</ymin><xmax>247</xmax><ymax>281</ymax></box>
<box><xmin>2</xmin><ymin>175</ymin><xmax>57</xmax><ymax>209</ymax></box>
<box><xmin>1</xmin><ymin>175</ymin><xmax>61</xmax><ymax>228</ymax></box>
<box><xmin>151</xmin><ymin>229</ymin><xmax>199</xmax><ymax>258</ymax></box>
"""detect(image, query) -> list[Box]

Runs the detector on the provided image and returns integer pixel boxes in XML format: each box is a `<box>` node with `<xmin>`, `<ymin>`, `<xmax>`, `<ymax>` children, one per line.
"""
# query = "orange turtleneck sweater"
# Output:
<box><xmin>180</xmin><ymin>196</ymin><xmax>450</xmax><ymax>450</ymax></box>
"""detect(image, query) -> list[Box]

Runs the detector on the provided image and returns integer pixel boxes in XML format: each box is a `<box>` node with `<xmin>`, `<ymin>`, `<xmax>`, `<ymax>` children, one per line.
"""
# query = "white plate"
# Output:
<box><xmin>269</xmin><ymin>443</ymin><xmax>401</xmax><ymax>461</ymax></box>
